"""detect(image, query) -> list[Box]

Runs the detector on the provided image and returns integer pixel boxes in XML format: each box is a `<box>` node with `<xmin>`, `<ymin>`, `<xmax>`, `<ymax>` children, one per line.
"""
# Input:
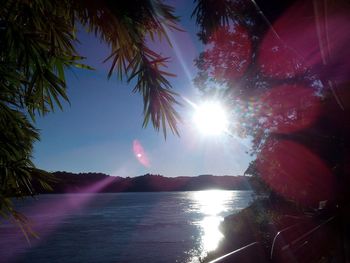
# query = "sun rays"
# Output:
<box><xmin>193</xmin><ymin>101</ymin><xmax>229</xmax><ymax>136</ymax></box>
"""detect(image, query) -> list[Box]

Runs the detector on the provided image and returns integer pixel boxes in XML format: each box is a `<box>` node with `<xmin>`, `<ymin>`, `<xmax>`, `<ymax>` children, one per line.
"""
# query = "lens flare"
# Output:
<box><xmin>258</xmin><ymin>84</ymin><xmax>321</xmax><ymax>134</ymax></box>
<box><xmin>0</xmin><ymin>177</ymin><xmax>116</xmax><ymax>263</ymax></box>
<box><xmin>133</xmin><ymin>140</ymin><xmax>150</xmax><ymax>167</ymax></box>
<box><xmin>257</xmin><ymin>139</ymin><xmax>335</xmax><ymax>206</ymax></box>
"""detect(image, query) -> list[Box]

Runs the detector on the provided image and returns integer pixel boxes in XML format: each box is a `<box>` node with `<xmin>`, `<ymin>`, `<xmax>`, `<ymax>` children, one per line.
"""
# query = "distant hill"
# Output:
<box><xmin>39</xmin><ymin>172</ymin><xmax>251</xmax><ymax>193</ymax></box>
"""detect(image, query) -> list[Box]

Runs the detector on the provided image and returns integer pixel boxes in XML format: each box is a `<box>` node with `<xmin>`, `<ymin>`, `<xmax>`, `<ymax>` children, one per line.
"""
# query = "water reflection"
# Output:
<box><xmin>191</xmin><ymin>190</ymin><xmax>235</xmax><ymax>261</ymax></box>
<box><xmin>200</xmin><ymin>216</ymin><xmax>223</xmax><ymax>252</ymax></box>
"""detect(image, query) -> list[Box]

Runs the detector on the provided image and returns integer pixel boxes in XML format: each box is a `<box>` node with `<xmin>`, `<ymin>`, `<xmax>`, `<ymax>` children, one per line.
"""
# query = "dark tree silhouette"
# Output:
<box><xmin>193</xmin><ymin>0</ymin><xmax>350</xmax><ymax>207</ymax></box>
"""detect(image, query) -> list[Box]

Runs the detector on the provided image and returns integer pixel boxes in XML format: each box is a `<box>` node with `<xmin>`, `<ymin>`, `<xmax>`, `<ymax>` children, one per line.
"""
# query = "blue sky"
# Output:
<box><xmin>33</xmin><ymin>1</ymin><xmax>253</xmax><ymax>177</ymax></box>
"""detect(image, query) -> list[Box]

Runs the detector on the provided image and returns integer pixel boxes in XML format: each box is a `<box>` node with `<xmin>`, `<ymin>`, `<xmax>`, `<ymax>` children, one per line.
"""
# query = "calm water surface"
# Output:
<box><xmin>0</xmin><ymin>191</ymin><xmax>252</xmax><ymax>263</ymax></box>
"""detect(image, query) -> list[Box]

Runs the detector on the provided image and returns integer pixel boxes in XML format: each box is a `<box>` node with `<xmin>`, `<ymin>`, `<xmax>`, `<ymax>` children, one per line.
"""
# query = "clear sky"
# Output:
<box><xmin>33</xmin><ymin>0</ymin><xmax>253</xmax><ymax>177</ymax></box>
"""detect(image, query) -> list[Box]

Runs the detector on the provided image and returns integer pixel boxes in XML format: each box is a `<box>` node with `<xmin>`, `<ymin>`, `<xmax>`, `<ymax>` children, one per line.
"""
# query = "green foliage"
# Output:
<box><xmin>0</xmin><ymin>103</ymin><xmax>54</xmax><ymax>237</ymax></box>
<box><xmin>1</xmin><ymin>0</ymin><xmax>84</xmax><ymax>233</ymax></box>
<box><xmin>0</xmin><ymin>0</ymin><xmax>182</xmax><ymax>235</ymax></box>
<box><xmin>77</xmin><ymin>0</ymin><xmax>182</xmax><ymax>136</ymax></box>
<box><xmin>1</xmin><ymin>0</ymin><xmax>81</xmax><ymax>116</ymax></box>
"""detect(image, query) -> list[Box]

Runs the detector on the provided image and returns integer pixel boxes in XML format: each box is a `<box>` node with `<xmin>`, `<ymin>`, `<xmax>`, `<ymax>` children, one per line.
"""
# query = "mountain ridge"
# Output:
<box><xmin>39</xmin><ymin>171</ymin><xmax>251</xmax><ymax>193</ymax></box>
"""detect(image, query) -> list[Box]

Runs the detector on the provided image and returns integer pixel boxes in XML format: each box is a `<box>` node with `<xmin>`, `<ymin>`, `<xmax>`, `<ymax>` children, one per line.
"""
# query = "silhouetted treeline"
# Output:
<box><xmin>39</xmin><ymin>172</ymin><xmax>251</xmax><ymax>193</ymax></box>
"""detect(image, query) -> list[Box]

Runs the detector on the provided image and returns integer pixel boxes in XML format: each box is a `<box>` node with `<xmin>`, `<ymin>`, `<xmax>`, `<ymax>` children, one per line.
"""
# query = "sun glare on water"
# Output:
<box><xmin>193</xmin><ymin>101</ymin><xmax>229</xmax><ymax>136</ymax></box>
<box><xmin>192</xmin><ymin>190</ymin><xmax>233</xmax><ymax>258</ymax></box>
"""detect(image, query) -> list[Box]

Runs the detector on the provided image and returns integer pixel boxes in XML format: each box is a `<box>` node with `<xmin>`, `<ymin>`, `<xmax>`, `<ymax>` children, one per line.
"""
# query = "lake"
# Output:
<box><xmin>0</xmin><ymin>191</ymin><xmax>252</xmax><ymax>263</ymax></box>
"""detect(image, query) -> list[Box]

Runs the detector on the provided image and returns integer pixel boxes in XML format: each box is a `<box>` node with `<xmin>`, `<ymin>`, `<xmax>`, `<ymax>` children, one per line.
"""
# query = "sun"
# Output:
<box><xmin>193</xmin><ymin>101</ymin><xmax>229</xmax><ymax>136</ymax></box>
